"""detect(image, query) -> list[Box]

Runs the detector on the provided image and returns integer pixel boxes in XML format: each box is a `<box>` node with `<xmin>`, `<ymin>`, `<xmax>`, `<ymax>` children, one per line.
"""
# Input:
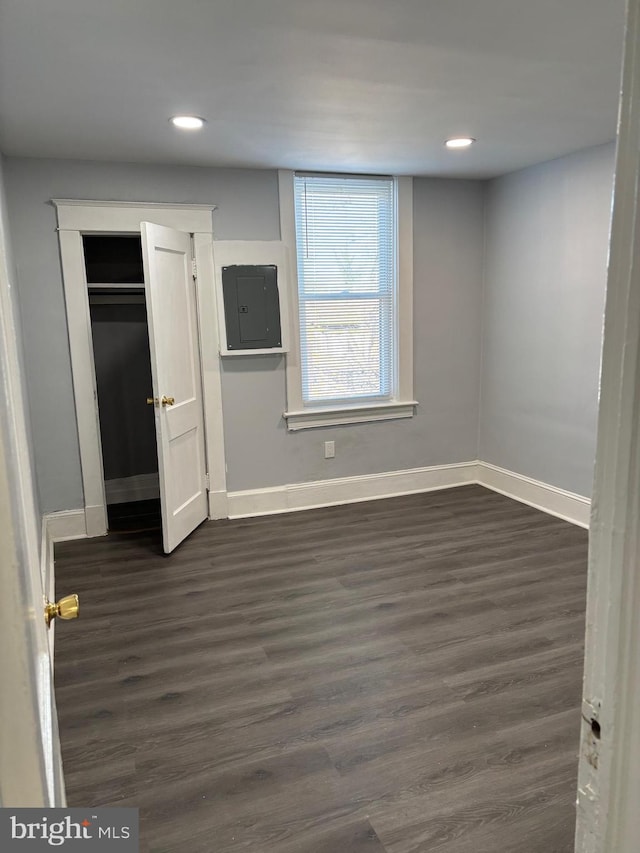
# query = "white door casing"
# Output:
<box><xmin>575</xmin><ymin>0</ymin><xmax>640</xmax><ymax>850</ymax></box>
<box><xmin>53</xmin><ymin>201</ymin><xmax>228</xmax><ymax>533</ymax></box>
<box><xmin>141</xmin><ymin>222</ymin><xmax>208</xmax><ymax>553</ymax></box>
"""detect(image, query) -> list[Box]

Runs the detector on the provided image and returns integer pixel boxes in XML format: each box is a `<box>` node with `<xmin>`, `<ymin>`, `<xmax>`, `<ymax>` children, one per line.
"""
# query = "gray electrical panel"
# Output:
<box><xmin>222</xmin><ymin>264</ymin><xmax>282</xmax><ymax>351</ymax></box>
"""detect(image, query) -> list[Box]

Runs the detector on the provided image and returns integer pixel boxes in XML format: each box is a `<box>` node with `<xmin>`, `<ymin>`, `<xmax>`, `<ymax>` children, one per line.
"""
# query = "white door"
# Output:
<box><xmin>141</xmin><ymin>222</ymin><xmax>208</xmax><ymax>554</ymax></box>
<box><xmin>575</xmin><ymin>0</ymin><xmax>640</xmax><ymax>850</ymax></box>
<box><xmin>0</xmin><ymin>203</ymin><xmax>64</xmax><ymax>804</ymax></box>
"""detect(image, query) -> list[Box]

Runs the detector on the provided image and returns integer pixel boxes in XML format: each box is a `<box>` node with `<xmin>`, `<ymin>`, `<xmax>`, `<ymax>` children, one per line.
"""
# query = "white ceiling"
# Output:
<box><xmin>0</xmin><ymin>0</ymin><xmax>627</xmax><ymax>178</ymax></box>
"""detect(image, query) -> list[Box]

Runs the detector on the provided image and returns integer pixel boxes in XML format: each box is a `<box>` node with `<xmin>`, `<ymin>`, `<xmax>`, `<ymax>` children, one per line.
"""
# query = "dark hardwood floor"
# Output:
<box><xmin>53</xmin><ymin>485</ymin><xmax>588</xmax><ymax>852</ymax></box>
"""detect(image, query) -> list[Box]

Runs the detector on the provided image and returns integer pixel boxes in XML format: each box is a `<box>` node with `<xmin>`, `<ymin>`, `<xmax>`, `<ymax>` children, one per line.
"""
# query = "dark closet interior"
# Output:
<box><xmin>84</xmin><ymin>235</ymin><xmax>161</xmax><ymax>531</ymax></box>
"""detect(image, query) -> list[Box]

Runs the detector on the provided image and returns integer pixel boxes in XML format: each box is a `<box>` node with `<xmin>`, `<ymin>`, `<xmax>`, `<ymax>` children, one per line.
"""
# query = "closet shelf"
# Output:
<box><xmin>87</xmin><ymin>282</ymin><xmax>144</xmax><ymax>289</ymax></box>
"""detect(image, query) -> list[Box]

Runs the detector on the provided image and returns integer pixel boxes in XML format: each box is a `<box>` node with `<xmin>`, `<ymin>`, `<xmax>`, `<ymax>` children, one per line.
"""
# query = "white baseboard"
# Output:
<box><xmin>105</xmin><ymin>473</ymin><xmax>160</xmax><ymax>504</ymax></box>
<box><xmin>48</xmin><ymin>460</ymin><xmax>592</xmax><ymax>540</ymax></box>
<box><xmin>228</xmin><ymin>460</ymin><xmax>591</xmax><ymax>527</ymax></box>
<box><xmin>227</xmin><ymin>462</ymin><xmax>478</xmax><ymax>519</ymax></box>
<box><xmin>44</xmin><ymin>509</ymin><xmax>87</xmax><ymax>542</ymax></box>
<box><xmin>476</xmin><ymin>462</ymin><xmax>591</xmax><ymax>528</ymax></box>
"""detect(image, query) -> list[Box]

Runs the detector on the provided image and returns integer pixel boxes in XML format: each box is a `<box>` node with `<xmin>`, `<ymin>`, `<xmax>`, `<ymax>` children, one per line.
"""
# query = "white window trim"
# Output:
<box><xmin>278</xmin><ymin>171</ymin><xmax>416</xmax><ymax>431</ymax></box>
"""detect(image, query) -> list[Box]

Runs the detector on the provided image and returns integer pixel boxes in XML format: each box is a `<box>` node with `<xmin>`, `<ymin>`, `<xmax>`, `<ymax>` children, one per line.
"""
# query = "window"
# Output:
<box><xmin>294</xmin><ymin>174</ymin><xmax>394</xmax><ymax>404</ymax></box>
<box><xmin>280</xmin><ymin>171</ymin><xmax>416</xmax><ymax>430</ymax></box>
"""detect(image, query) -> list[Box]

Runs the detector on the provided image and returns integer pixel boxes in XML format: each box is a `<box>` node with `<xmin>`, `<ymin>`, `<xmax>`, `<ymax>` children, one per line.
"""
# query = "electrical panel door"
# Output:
<box><xmin>222</xmin><ymin>264</ymin><xmax>282</xmax><ymax>351</ymax></box>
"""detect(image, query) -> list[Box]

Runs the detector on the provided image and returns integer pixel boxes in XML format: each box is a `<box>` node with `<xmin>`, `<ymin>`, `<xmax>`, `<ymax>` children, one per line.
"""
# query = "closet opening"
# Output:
<box><xmin>84</xmin><ymin>234</ymin><xmax>161</xmax><ymax>533</ymax></box>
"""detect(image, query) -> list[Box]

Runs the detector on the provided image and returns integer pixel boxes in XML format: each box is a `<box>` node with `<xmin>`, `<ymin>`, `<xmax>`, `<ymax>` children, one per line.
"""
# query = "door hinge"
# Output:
<box><xmin>192</xmin><ymin>259</ymin><xmax>198</xmax><ymax>280</ymax></box>
<box><xmin>205</xmin><ymin>473</ymin><xmax>210</xmax><ymax>490</ymax></box>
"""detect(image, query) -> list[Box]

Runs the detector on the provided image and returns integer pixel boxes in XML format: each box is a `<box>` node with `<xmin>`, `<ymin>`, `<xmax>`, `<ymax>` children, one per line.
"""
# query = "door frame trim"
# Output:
<box><xmin>575</xmin><ymin>0</ymin><xmax>640</xmax><ymax>849</ymax></box>
<box><xmin>53</xmin><ymin>200</ymin><xmax>228</xmax><ymax>535</ymax></box>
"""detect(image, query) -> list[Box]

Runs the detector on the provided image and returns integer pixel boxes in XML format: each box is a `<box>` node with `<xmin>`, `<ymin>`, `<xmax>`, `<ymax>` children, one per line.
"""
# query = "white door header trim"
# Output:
<box><xmin>52</xmin><ymin>200</ymin><xmax>215</xmax><ymax>234</ymax></box>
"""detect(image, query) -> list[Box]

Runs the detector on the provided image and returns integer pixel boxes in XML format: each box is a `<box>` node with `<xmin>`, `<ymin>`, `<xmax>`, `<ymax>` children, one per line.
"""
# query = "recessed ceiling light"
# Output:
<box><xmin>170</xmin><ymin>115</ymin><xmax>205</xmax><ymax>130</ymax></box>
<box><xmin>445</xmin><ymin>137</ymin><xmax>476</xmax><ymax>149</ymax></box>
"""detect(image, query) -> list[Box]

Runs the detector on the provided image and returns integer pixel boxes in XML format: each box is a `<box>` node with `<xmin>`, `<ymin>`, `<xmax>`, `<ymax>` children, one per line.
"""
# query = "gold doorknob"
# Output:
<box><xmin>45</xmin><ymin>594</ymin><xmax>79</xmax><ymax>628</ymax></box>
<box><xmin>161</xmin><ymin>396</ymin><xmax>175</xmax><ymax>406</ymax></box>
<box><xmin>147</xmin><ymin>397</ymin><xmax>157</xmax><ymax>405</ymax></box>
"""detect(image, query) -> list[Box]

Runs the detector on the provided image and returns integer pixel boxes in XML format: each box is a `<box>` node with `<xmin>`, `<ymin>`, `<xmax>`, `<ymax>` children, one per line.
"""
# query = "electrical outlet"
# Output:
<box><xmin>324</xmin><ymin>440</ymin><xmax>335</xmax><ymax>459</ymax></box>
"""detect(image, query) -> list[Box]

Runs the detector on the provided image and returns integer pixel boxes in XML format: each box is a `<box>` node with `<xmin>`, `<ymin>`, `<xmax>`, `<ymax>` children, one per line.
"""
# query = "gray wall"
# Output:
<box><xmin>3</xmin><ymin>160</ymin><xmax>279</xmax><ymax>512</ymax></box>
<box><xmin>222</xmin><ymin>178</ymin><xmax>485</xmax><ymax>492</ymax></box>
<box><xmin>0</xmin><ymin>155</ymin><xmax>41</xmax><ymax>533</ymax></box>
<box><xmin>3</xmin><ymin>158</ymin><xmax>485</xmax><ymax>511</ymax></box>
<box><xmin>479</xmin><ymin>142</ymin><xmax>616</xmax><ymax>497</ymax></box>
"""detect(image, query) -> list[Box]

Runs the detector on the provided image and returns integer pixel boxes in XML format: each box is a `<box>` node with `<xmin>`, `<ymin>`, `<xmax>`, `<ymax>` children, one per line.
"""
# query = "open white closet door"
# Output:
<box><xmin>141</xmin><ymin>222</ymin><xmax>208</xmax><ymax>554</ymax></box>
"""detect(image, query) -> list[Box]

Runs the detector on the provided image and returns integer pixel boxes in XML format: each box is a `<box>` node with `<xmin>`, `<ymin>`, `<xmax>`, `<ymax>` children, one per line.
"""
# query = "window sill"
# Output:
<box><xmin>283</xmin><ymin>400</ymin><xmax>419</xmax><ymax>431</ymax></box>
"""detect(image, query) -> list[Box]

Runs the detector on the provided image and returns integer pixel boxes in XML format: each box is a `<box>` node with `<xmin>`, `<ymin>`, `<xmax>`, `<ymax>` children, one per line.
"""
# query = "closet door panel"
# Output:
<box><xmin>141</xmin><ymin>222</ymin><xmax>208</xmax><ymax>554</ymax></box>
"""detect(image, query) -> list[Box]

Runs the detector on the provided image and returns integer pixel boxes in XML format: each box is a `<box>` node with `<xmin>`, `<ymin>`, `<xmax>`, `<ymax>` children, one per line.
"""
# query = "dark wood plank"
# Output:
<box><xmin>54</xmin><ymin>485</ymin><xmax>587</xmax><ymax>852</ymax></box>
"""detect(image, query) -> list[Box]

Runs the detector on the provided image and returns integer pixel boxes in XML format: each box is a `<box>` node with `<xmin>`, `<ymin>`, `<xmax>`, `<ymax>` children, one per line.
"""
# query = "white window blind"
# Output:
<box><xmin>294</xmin><ymin>174</ymin><xmax>396</xmax><ymax>405</ymax></box>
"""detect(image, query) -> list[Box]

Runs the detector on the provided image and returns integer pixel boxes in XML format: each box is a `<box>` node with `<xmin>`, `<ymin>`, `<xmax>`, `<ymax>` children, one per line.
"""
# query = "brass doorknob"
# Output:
<box><xmin>146</xmin><ymin>397</ymin><xmax>157</xmax><ymax>405</ymax></box>
<box><xmin>45</xmin><ymin>594</ymin><xmax>79</xmax><ymax>628</ymax></box>
<box><xmin>161</xmin><ymin>396</ymin><xmax>175</xmax><ymax>406</ymax></box>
